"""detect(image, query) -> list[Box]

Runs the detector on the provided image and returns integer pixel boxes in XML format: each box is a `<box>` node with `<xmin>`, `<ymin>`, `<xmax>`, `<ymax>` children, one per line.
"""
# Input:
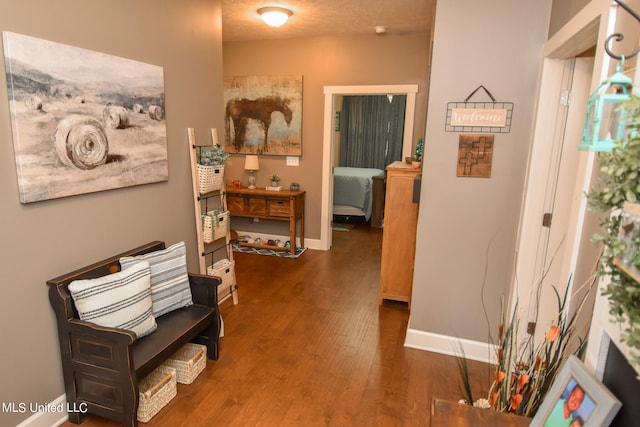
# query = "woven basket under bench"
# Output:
<box><xmin>162</xmin><ymin>343</ymin><xmax>207</xmax><ymax>385</ymax></box>
<box><xmin>137</xmin><ymin>365</ymin><xmax>177</xmax><ymax>423</ymax></box>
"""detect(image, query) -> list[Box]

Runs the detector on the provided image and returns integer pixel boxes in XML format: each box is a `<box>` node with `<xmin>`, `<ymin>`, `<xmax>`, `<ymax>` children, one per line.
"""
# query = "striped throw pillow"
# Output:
<box><xmin>68</xmin><ymin>260</ymin><xmax>157</xmax><ymax>338</ymax></box>
<box><xmin>120</xmin><ymin>241</ymin><xmax>193</xmax><ymax>317</ymax></box>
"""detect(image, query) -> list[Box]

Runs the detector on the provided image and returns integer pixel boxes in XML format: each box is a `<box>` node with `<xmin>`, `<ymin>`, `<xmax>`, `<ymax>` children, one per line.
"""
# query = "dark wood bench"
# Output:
<box><xmin>47</xmin><ymin>241</ymin><xmax>221</xmax><ymax>426</ymax></box>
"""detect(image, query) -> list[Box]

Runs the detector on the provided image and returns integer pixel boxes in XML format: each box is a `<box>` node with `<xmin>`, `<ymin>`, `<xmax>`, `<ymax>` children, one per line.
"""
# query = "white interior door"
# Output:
<box><xmin>533</xmin><ymin>57</ymin><xmax>595</xmax><ymax>332</ymax></box>
<box><xmin>512</xmin><ymin>54</ymin><xmax>596</xmax><ymax>341</ymax></box>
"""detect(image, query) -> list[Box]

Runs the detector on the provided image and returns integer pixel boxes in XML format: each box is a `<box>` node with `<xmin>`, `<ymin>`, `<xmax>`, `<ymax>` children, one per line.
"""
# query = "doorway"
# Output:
<box><xmin>511</xmin><ymin>4</ymin><xmax>616</xmax><ymax>344</ymax></box>
<box><xmin>320</xmin><ymin>84</ymin><xmax>418</xmax><ymax>250</ymax></box>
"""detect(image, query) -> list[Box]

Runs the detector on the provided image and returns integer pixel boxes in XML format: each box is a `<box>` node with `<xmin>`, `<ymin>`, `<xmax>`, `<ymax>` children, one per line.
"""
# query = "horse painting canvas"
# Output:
<box><xmin>223</xmin><ymin>75</ymin><xmax>302</xmax><ymax>156</ymax></box>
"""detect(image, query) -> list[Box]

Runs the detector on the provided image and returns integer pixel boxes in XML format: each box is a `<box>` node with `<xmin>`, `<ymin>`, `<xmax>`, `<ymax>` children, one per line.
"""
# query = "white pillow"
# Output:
<box><xmin>119</xmin><ymin>241</ymin><xmax>193</xmax><ymax>317</ymax></box>
<box><xmin>68</xmin><ymin>261</ymin><xmax>157</xmax><ymax>338</ymax></box>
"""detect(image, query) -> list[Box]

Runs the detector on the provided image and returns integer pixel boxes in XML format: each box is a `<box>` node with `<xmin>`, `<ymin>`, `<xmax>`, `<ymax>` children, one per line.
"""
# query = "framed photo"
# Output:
<box><xmin>531</xmin><ymin>356</ymin><xmax>621</xmax><ymax>427</ymax></box>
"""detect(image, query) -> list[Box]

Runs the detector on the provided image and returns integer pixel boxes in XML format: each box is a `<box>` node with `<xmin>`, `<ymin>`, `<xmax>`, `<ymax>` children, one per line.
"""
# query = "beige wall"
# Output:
<box><xmin>0</xmin><ymin>0</ymin><xmax>223</xmax><ymax>425</ymax></box>
<box><xmin>222</xmin><ymin>33</ymin><xmax>430</xmax><ymax>239</ymax></box>
<box><xmin>549</xmin><ymin>0</ymin><xmax>591</xmax><ymax>37</ymax></box>
<box><xmin>411</xmin><ymin>0</ymin><xmax>553</xmax><ymax>343</ymax></box>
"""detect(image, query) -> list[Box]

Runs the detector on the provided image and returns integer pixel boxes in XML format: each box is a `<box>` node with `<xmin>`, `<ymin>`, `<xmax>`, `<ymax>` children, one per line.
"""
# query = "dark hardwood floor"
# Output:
<box><xmin>63</xmin><ymin>225</ymin><xmax>492</xmax><ymax>426</ymax></box>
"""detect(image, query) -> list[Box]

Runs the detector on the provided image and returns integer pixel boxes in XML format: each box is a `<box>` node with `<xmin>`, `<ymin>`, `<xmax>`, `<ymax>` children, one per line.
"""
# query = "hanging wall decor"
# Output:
<box><xmin>446</xmin><ymin>85</ymin><xmax>513</xmax><ymax>133</ymax></box>
<box><xmin>2</xmin><ymin>31</ymin><xmax>168</xmax><ymax>203</ymax></box>
<box><xmin>223</xmin><ymin>75</ymin><xmax>302</xmax><ymax>156</ymax></box>
<box><xmin>456</xmin><ymin>134</ymin><xmax>494</xmax><ymax>178</ymax></box>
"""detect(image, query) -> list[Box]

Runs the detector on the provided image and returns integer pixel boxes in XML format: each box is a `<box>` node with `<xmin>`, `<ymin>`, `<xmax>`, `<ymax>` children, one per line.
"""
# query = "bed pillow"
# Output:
<box><xmin>68</xmin><ymin>260</ymin><xmax>157</xmax><ymax>338</ymax></box>
<box><xmin>119</xmin><ymin>241</ymin><xmax>193</xmax><ymax>317</ymax></box>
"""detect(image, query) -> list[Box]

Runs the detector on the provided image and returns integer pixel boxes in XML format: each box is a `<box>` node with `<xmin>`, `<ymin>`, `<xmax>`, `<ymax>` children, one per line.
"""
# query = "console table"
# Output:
<box><xmin>430</xmin><ymin>399</ymin><xmax>530</xmax><ymax>427</ymax></box>
<box><xmin>226</xmin><ymin>186</ymin><xmax>305</xmax><ymax>255</ymax></box>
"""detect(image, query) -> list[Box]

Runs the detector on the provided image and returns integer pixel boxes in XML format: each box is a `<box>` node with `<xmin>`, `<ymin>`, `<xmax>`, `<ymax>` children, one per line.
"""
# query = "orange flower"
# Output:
<box><xmin>546</xmin><ymin>325</ymin><xmax>561</xmax><ymax>342</ymax></box>
<box><xmin>495</xmin><ymin>371</ymin><xmax>506</xmax><ymax>384</ymax></box>
<box><xmin>498</xmin><ymin>322</ymin><xmax>504</xmax><ymax>340</ymax></box>
<box><xmin>511</xmin><ymin>394</ymin><xmax>523</xmax><ymax>411</ymax></box>
<box><xmin>517</xmin><ymin>373</ymin><xmax>530</xmax><ymax>390</ymax></box>
<box><xmin>489</xmin><ymin>392</ymin><xmax>498</xmax><ymax>406</ymax></box>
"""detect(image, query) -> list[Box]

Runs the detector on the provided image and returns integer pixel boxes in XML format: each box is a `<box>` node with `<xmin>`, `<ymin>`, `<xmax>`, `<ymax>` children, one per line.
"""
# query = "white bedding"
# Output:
<box><xmin>333</xmin><ymin>167</ymin><xmax>385</xmax><ymax>220</ymax></box>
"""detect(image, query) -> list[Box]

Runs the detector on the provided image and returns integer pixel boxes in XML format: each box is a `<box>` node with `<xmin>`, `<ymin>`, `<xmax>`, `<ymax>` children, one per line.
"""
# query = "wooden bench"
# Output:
<box><xmin>47</xmin><ymin>241</ymin><xmax>221</xmax><ymax>426</ymax></box>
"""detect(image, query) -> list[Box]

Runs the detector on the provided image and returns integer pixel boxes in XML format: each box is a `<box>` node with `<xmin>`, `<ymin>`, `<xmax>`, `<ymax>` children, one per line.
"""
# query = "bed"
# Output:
<box><xmin>333</xmin><ymin>166</ymin><xmax>385</xmax><ymax>224</ymax></box>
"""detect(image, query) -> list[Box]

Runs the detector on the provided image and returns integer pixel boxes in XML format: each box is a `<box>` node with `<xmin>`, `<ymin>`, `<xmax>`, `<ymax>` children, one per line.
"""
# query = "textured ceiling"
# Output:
<box><xmin>222</xmin><ymin>0</ymin><xmax>435</xmax><ymax>42</ymax></box>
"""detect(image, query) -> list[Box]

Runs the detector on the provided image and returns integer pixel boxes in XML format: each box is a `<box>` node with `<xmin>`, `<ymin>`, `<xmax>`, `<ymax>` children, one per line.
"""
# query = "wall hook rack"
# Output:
<box><xmin>605</xmin><ymin>0</ymin><xmax>640</xmax><ymax>60</ymax></box>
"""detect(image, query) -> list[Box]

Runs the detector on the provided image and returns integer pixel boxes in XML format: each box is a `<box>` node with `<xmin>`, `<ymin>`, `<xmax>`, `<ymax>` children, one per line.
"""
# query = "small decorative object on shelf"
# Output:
<box><xmin>269</xmin><ymin>173</ymin><xmax>281</xmax><ymax>187</ymax></box>
<box><xmin>290</xmin><ymin>182</ymin><xmax>300</xmax><ymax>191</ymax></box>
<box><xmin>412</xmin><ymin>137</ymin><xmax>424</xmax><ymax>169</ymax></box>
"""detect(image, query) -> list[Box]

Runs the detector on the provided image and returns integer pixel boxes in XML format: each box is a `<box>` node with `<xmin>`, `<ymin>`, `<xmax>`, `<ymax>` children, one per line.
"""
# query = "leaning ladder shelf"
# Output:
<box><xmin>187</xmin><ymin>127</ymin><xmax>238</xmax><ymax>305</ymax></box>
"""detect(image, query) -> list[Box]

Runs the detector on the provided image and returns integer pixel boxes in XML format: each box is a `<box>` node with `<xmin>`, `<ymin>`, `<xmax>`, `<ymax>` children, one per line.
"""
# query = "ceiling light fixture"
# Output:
<box><xmin>375</xmin><ymin>26</ymin><xmax>387</xmax><ymax>35</ymax></box>
<box><xmin>258</xmin><ymin>7</ymin><xmax>292</xmax><ymax>28</ymax></box>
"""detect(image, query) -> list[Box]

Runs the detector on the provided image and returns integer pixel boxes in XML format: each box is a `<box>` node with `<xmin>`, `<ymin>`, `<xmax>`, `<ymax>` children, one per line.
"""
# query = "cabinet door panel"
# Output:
<box><xmin>226</xmin><ymin>196</ymin><xmax>245</xmax><ymax>215</ymax></box>
<box><xmin>248</xmin><ymin>198</ymin><xmax>268</xmax><ymax>215</ymax></box>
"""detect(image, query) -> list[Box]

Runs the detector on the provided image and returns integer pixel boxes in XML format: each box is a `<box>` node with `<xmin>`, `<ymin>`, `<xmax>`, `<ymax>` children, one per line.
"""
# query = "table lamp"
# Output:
<box><xmin>244</xmin><ymin>155</ymin><xmax>259</xmax><ymax>189</ymax></box>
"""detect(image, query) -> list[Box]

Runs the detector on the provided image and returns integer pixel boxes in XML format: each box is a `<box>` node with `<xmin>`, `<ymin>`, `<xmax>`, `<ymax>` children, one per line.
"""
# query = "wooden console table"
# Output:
<box><xmin>226</xmin><ymin>186</ymin><xmax>305</xmax><ymax>255</ymax></box>
<box><xmin>430</xmin><ymin>399</ymin><xmax>530</xmax><ymax>427</ymax></box>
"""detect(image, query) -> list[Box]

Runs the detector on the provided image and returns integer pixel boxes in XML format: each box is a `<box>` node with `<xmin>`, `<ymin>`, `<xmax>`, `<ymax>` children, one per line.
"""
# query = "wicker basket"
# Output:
<box><xmin>162</xmin><ymin>343</ymin><xmax>207</xmax><ymax>385</ymax></box>
<box><xmin>197</xmin><ymin>164</ymin><xmax>224</xmax><ymax>194</ymax></box>
<box><xmin>207</xmin><ymin>258</ymin><xmax>236</xmax><ymax>289</ymax></box>
<box><xmin>202</xmin><ymin>209</ymin><xmax>229</xmax><ymax>243</ymax></box>
<box><xmin>137</xmin><ymin>365</ymin><xmax>177</xmax><ymax>423</ymax></box>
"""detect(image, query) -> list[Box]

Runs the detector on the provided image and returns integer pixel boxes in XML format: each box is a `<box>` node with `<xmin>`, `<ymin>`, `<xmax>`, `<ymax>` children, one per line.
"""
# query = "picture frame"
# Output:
<box><xmin>531</xmin><ymin>355</ymin><xmax>621</xmax><ymax>427</ymax></box>
<box><xmin>223</xmin><ymin>75</ymin><xmax>302</xmax><ymax>156</ymax></box>
<box><xmin>2</xmin><ymin>31</ymin><xmax>168</xmax><ymax>203</ymax></box>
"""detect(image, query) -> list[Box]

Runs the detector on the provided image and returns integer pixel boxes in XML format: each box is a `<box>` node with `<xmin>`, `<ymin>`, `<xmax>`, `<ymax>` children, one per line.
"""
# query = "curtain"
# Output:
<box><xmin>339</xmin><ymin>95</ymin><xmax>406</xmax><ymax>169</ymax></box>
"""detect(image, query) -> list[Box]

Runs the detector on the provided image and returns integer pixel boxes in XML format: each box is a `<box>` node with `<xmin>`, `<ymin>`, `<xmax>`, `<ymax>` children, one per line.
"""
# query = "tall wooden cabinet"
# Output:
<box><xmin>379</xmin><ymin>161</ymin><xmax>421</xmax><ymax>307</ymax></box>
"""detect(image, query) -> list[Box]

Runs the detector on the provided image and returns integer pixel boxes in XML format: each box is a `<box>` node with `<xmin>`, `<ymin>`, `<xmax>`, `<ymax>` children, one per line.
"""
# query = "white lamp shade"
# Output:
<box><xmin>258</xmin><ymin>7</ymin><xmax>292</xmax><ymax>27</ymax></box>
<box><xmin>244</xmin><ymin>155</ymin><xmax>259</xmax><ymax>170</ymax></box>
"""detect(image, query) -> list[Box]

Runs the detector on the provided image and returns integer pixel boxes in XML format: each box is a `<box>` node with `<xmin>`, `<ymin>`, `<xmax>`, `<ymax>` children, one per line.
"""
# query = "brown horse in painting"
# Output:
<box><xmin>225</xmin><ymin>96</ymin><xmax>293</xmax><ymax>151</ymax></box>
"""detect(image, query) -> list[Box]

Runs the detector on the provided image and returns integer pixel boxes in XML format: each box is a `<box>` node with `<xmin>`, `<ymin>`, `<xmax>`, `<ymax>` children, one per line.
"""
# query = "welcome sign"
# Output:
<box><xmin>445</xmin><ymin>85</ymin><xmax>513</xmax><ymax>133</ymax></box>
<box><xmin>450</xmin><ymin>108</ymin><xmax>508</xmax><ymax>127</ymax></box>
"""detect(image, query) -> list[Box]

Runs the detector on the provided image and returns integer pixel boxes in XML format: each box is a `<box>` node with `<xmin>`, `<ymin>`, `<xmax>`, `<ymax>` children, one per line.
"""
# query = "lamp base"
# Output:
<box><xmin>248</xmin><ymin>170</ymin><xmax>257</xmax><ymax>189</ymax></box>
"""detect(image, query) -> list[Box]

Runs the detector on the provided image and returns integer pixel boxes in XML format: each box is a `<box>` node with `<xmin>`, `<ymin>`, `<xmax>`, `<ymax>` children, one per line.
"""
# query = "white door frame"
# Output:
<box><xmin>510</xmin><ymin>1</ymin><xmax>615</xmax><ymax>335</ymax></box>
<box><xmin>319</xmin><ymin>84</ymin><xmax>419</xmax><ymax>250</ymax></box>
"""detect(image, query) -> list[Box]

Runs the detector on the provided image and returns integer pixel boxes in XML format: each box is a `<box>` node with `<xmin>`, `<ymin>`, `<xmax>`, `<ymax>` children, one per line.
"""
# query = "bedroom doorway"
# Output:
<box><xmin>333</xmin><ymin>94</ymin><xmax>406</xmax><ymax>226</ymax></box>
<box><xmin>320</xmin><ymin>85</ymin><xmax>418</xmax><ymax>250</ymax></box>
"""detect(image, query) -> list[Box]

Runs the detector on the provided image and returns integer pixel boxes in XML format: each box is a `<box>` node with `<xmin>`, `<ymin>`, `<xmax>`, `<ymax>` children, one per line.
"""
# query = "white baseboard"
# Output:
<box><xmin>15</xmin><ymin>394</ymin><xmax>68</xmax><ymax>427</ymax></box>
<box><xmin>404</xmin><ymin>328</ymin><xmax>497</xmax><ymax>364</ymax></box>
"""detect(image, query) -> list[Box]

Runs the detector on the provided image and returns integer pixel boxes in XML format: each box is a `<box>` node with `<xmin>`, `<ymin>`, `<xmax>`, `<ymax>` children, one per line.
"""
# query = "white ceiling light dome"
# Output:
<box><xmin>258</xmin><ymin>7</ymin><xmax>293</xmax><ymax>27</ymax></box>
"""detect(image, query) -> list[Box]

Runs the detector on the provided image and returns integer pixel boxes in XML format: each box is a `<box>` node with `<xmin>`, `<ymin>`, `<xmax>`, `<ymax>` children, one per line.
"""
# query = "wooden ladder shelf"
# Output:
<box><xmin>187</xmin><ymin>127</ymin><xmax>238</xmax><ymax>305</ymax></box>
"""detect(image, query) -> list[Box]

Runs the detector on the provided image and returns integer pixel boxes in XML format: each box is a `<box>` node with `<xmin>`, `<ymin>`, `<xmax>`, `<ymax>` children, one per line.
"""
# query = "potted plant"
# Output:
<box><xmin>412</xmin><ymin>138</ymin><xmax>424</xmax><ymax>168</ymax></box>
<box><xmin>269</xmin><ymin>174</ymin><xmax>280</xmax><ymax>187</ymax></box>
<box><xmin>197</xmin><ymin>145</ymin><xmax>230</xmax><ymax>194</ymax></box>
<box><xmin>586</xmin><ymin>95</ymin><xmax>640</xmax><ymax>372</ymax></box>
<box><xmin>199</xmin><ymin>145</ymin><xmax>230</xmax><ymax>166</ymax></box>
<box><xmin>290</xmin><ymin>182</ymin><xmax>300</xmax><ymax>191</ymax></box>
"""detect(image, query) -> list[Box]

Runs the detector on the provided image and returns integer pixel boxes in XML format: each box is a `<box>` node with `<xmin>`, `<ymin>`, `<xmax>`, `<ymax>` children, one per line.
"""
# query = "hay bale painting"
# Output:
<box><xmin>25</xmin><ymin>95</ymin><xmax>42</xmax><ymax>110</ymax></box>
<box><xmin>54</xmin><ymin>115</ymin><xmax>109</xmax><ymax>170</ymax></box>
<box><xmin>103</xmin><ymin>105</ymin><xmax>130</xmax><ymax>129</ymax></box>
<box><xmin>2</xmin><ymin>31</ymin><xmax>168</xmax><ymax>203</ymax></box>
<box><xmin>148</xmin><ymin>105</ymin><xmax>164</xmax><ymax>120</ymax></box>
<box><xmin>224</xmin><ymin>75</ymin><xmax>302</xmax><ymax>156</ymax></box>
